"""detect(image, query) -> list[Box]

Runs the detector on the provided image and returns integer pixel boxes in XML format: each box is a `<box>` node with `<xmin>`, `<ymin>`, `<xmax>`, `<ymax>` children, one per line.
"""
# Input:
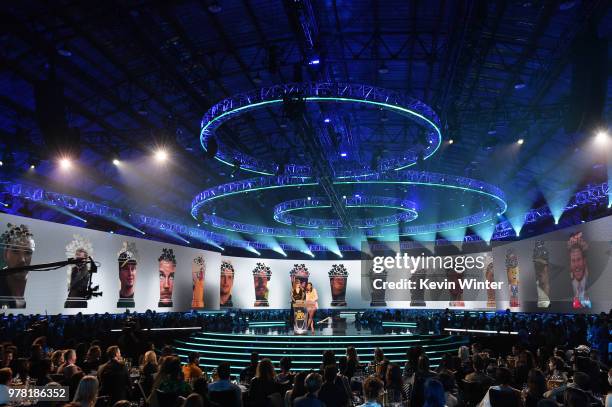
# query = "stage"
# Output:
<box><xmin>174</xmin><ymin>313</ymin><xmax>469</xmax><ymax>374</ymax></box>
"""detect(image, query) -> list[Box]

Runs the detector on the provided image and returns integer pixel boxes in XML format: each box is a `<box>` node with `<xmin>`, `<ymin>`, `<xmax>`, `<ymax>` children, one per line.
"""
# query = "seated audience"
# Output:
<box><xmin>81</xmin><ymin>345</ymin><xmax>102</xmax><ymax>374</ymax></box>
<box><xmin>62</xmin><ymin>349</ymin><xmax>82</xmax><ymax>380</ymax></box>
<box><xmin>67</xmin><ymin>375</ymin><xmax>98</xmax><ymax>407</ymax></box>
<box><xmin>479</xmin><ymin>367</ymin><xmax>522</xmax><ymax>407</ymax></box>
<box><xmin>293</xmin><ymin>372</ymin><xmax>324</xmax><ymax>407</ymax></box>
<box><xmin>148</xmin><ymin>355</ymin><xmax>192</xmax><ymax>407</ymax></box>
<box><xmin>208</xmin><ymin>362</ymin><xmax>242</xmax><ymax>407</ymax></box>
<box><xmin>240</xmin><ymin>352</ymin><xmax>259</xmax><ymax>384</ymax></box>
<box><xmin>285</xmin><ymin>370</ymin><xmax>308</xmax><ymax>407</ymax></box>
<box><xmin>182</xmin><ymin>352</ymin><xmax>203</xmax><ymax>382</ymax></box>
<box><xmin>98</xmin><ymin>346</ymin><xmax>131</xmax><ymax>404</ymax></box>
<box><xmin>248</xmin><ymin>358</ymin><xmax>279</xmax><ymax>406</ymax></box>
<box><xmin>424</xmin><ymin>378</ymin><xmax>446</xmax><ymax>407</ymax></box>
<box><xmin>0</xmin><ymin>368</ymin><xmax>12</xmax><ymax>405</ymax></box>
<box><xmin>357</xmin><ymin>375</ymin><xmax>383</xmax><ymax>407</ymax></box>
<box><xmin>318</xmin><ymin>364</ymin><xmax>350</xmax><ymax>407</ymax></box>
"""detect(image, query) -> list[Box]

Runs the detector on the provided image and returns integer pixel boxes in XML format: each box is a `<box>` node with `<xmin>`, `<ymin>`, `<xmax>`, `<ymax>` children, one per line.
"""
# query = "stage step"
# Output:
<box><xmin>175</xmin><ymin>330</ymin><xmax>468</xmax><ymax>374</ymax></box>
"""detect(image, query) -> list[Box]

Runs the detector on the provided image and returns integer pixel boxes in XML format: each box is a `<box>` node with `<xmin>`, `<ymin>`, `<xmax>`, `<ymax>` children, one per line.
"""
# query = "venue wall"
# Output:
<box><xmin>0</xmin><ymin>212</ymin><xmax>610</xmax><ymax>314</ymax></box>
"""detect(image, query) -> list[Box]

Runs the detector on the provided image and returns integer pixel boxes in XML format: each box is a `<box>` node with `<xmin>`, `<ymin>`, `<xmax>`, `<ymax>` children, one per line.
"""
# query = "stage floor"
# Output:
<box><xmin>175</xmin><ymin>314</ymin><xmax>469</xmax><ymax>374</ymax></box>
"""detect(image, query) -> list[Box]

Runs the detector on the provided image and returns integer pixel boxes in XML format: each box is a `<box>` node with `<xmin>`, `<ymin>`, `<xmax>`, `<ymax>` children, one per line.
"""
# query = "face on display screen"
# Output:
<box><xmin>330</xmin><ymin>276</ymin><xmax>346</xmax><ymax>297</ymax></box>
<box><xmin>119</xmin><ymin>262</ymin><xmax>137</xmax><ymax>297</ymax></box>
<box><xmin>4</xmin><ymin>245</ymin><xmax>33</xmax><ymax>269</ymax></box>
<box><xmin>570</xmin><ymin>247</ymin><xmax>587</xmax><ymax>281</ymax></box>
<box><xmin>254</xmin><ymin>272</ymin><xmax>268</xmax><ymax>299</ymax></box>
<box><xmin>159</xmin><ymin>260</ymin><xmax>175</xmax><ymax>303</ymax></box>
<box><xmin>220</xmin><ymin>267</ymin><xmax>234</xmax><ymax>306</ymax></box>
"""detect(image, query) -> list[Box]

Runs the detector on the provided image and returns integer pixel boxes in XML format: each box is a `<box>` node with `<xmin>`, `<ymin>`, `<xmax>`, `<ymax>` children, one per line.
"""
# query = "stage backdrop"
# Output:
<box><xmin>1</xmin><ymin>212</ymin><xmax>610</xmax><ymax>314</ymax></box>
<box><xmin>0</xmin><ymin>212</ymin><xmax>221</xmax><ymax>314</ymax></box>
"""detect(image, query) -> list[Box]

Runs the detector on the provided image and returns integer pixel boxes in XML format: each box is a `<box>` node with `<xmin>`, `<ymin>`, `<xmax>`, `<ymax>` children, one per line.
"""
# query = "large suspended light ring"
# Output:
<box><xmin>190</xmin><ymin>171</ymin><xmax>506</xmax><ymax>238</ymax></box>
<box><xmin>273</xmin><ymin>196</ymin><xmax>418</xmax><ymax>229</ymax></box>
<box><xmin>200</xmin><ymin>82</ymin><xmax>442</xmax><ymax>177</ymax></box>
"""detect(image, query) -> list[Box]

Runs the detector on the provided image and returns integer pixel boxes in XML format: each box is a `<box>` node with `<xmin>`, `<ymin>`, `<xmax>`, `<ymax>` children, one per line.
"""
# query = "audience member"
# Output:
<box><xmin>208</xmin><ymin>362</ymin><xmax>242</xmax><ymax>407</ymax></box>
<box><xmin>98</xmin><ymin>346</ymin><xmax>131</xmax><ymax>404</ymax></box>
<box><xmin>293</xmin><ymin>372</ymin><xmax>324</xmax><ymax>407</ymax></box>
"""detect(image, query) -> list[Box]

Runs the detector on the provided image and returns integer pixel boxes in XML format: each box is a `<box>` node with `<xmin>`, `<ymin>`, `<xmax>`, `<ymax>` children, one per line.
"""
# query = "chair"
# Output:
<box><xmin>210</xmin><ymin>389</ymin><xmax>240</xmax><ymax>406</ymax></box>
<box><xmin>489</xmin><ymin>388</ymin><xmax>521</xmax><ymax>407</ymax></box>
<box><xmin>155</xmin><ymin>388</ymin><xmax>181</xmax><ymax>407</ymax></box>
<box><xmin>461</xmin><ymin>380</ymin><xmax>489</xmax><ymax>407</ymax></box>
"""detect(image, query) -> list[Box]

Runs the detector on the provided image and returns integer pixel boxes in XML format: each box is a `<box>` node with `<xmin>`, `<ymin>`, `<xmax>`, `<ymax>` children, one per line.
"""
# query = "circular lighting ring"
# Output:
<box><xmin>191</xmin><ymin>171</ymin><xmax>507</xmax><ymax>238</ymax></box>
<box><xmin>201</xmin><ymin>82</ymin><xmax>442</xmax><ymax>177</ymax></box>
<box><xmin>273</xmin><ymin>196</ymin><xmax>418</xmax><ymax>229</ymax></box>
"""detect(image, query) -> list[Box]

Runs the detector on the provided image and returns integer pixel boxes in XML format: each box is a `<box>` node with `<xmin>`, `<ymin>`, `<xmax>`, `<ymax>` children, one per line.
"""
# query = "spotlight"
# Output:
<box><xmin>30</xmin><ymin>164</ymin><xmax>36</xmax><ymax>170</ymax></box>
<box><xmin>514</xmin><ymin>80</ymin><xmax>526</xmax><ymax>90</ymax></box>
<box><xmin>308</xmin><ymin>58</ymin><xmax>320</xmax><ymax>65</ymax></box>
<box><xmin>154</xmin><ymin>149</ymin><xmax>168</xmax><ymax>162</ymax></box>
<box><xmin>0</xmin><ymin>161</ymin><xmax>3</xmax><ymax>167</ymax></box>
<box><xmin>340</xmin><ymin>152</ymin><xmax>347</xmax><ymax>157</ymax></box>
<box><xmin>517</xmin><ymin>138</ymin><xmax>524</xmax><ymax>145</ymax></box>
<box><xmin>594</xmin><ymin>130</ymin><xmax>609</xmax><ymax>144</ymax></box>
<box><xmin>342</xmin><ymin>195</ymin><xmax>346</xmax><ymax>199</ymax></box>
<box><xmin>112</xmin><ymin>158</ymin><xmax>121</xmax><ymax>166</ymax></box>
<box><xmin>324</xmin><ymin>118</ymin><xmax>330</xmax><ymax>123</ymax></box>
<box><xmin>59</xmin><ymin>158</ymin><xmax>72</xmax><ymax>169</ymax></box>
<box><xmin>307</xmin><ymin>196</ymin><xmax>311</xmax><ymax>201</ymax></box>
<box><xmin>448</xmin><ymin>139</ymin><xmax>454</xmax><ymax>144</ymax></box>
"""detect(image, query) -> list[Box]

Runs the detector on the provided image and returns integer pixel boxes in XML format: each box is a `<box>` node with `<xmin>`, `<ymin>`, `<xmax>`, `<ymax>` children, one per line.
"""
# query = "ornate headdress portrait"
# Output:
<box><xmin>1</xmin><ymin>223</ymin><xmax>35</xmax><ymax>251</ymax></box>
<box><xmin>252</xmin><ymin>262</ymin><xmax>272</xmax><ymax>279</ymax></box>
<box><xmin>117</xmin><ymin>241</ymin><xmax>139</xmax><ymax>267</ymax></box>
<box><xmin>533</xmin><ymin>240</ymin><xmax>549</xmax><ymax>264</ymax></box>
<box><xmin>220</xmin><ymin>260</ymin><xmax>235</xmax><ymax>275</ymax></box>
<box><xmin>290</xmin><ymin>264</ymin><xmax>310</xmax><ymax>278</ymax></box>
<box><xmin>158</xmin><ymin>248</ymin><xmax>176</xmax><ymax>265</ymax></box>
<box><xmin>193</xmin><ymin>255</ymin><xmax>205</xmax><ymax>267</ymax></box>
<box><xmin>65</xmin><ymin>234</ymin><xmax>94</xmax><ymax>259</ymax></box>
<box><xmin>329</xmin><ymin>264</ymin><xmax>349</xmax><ymax>277</ymax></box>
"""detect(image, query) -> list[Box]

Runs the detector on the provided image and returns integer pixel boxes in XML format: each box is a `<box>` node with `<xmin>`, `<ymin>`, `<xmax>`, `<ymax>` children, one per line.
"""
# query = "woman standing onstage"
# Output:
<box><xmin>290</xmin><ymin>280</ymin><xmax>305</xmax><ymax>326</ymax></box>
<box><xmin>305</xmin><ymin>282</ymin><xmax>318</xmax><ymax>333</ymax></box>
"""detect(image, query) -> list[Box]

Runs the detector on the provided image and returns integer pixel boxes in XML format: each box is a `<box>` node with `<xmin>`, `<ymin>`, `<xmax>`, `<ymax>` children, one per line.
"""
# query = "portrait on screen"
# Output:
<box><xmin>567</xmin><ymin>232</ymin><xmax>591</xmax><ymax>309</ymax></box>
<box><xmin>64</xmin><ymin>234</ymin><xmax>94</xmax><ymax>308</ymax></box>
<box><xmin>328</xmin><ymin>264</ymin><xmax>348</xmax><ymax>306</ymax></box>
<box><xmin>158</xmin><ymin>248</ymin><xmax>176</xmax><ymax>308</ymax></box>
<box><xmin>533</xmin><ymin>240</ymin><xmax>551</xmax><ymax>308</ymax></box>
<box><xmin>117</xmin><ymin>241</ymin><xmax>139</xmax><ymax>308</ymax></box>
<box><xmin>252</xmin><ymin>262</ymin><xmax>272</xmax><ymax>307</ymax></box>
<box><xmin>505</xmin><ymin>249</ymin><xmax>520</xmax><ymax>309</ymax></box>
<box><xmin>0</xmin><ymin>223</ymin><xmax>35</xmax><ymax>309</ymax></box>
<box><xmin>484</xmin><ymin>256</ymin><xmax>496</xmax><ymax>308</ymax></box>
<box><xmin>368</xmin><ymin>266</ymin><xmax>387</xmax><ymax>307</ymax></box>
<box><xmin>446</xmin><ymin>266</ymin><xmax>464</xmax><ymax>307</ymax></box>
<box><xmin>191</xmin><ymin>255</ymin><xmax>205</xmax><ymax>308</ymax></box>
<box><xmin>220</xmin><ymin>260</ymin><xmax>235</xmax><ymax>307</ymax></box>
